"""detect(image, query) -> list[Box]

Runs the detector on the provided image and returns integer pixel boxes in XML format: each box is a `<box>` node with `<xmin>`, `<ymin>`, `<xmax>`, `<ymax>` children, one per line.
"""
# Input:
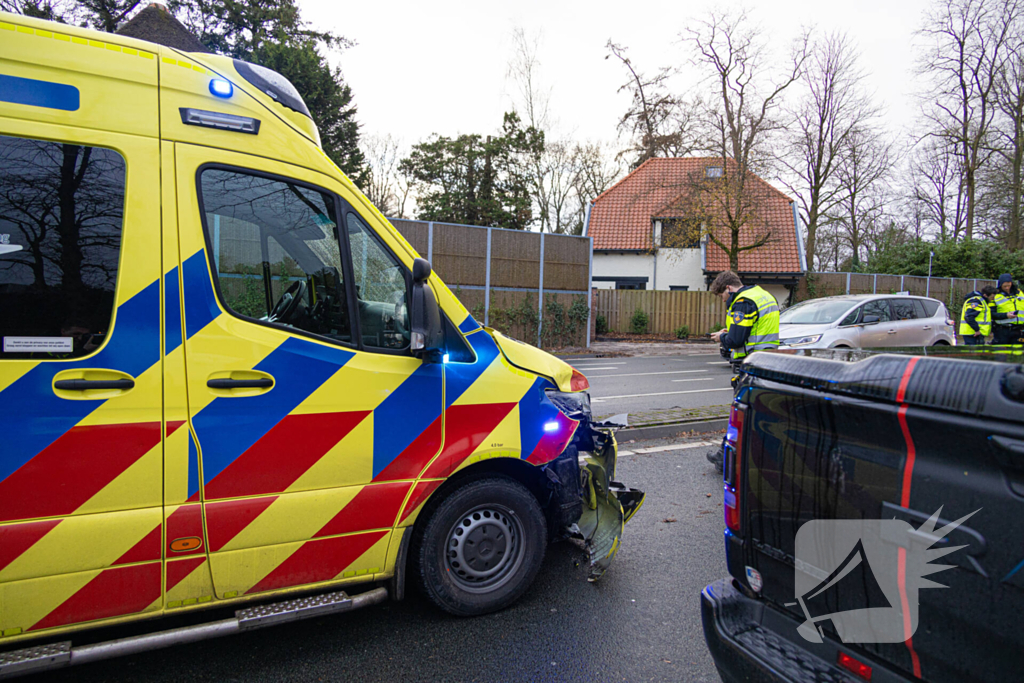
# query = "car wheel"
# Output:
<box><xmin>413</xmin><ymin>476</ymin><xmax>547</xmax><ymax>616</ymax></box>
<box><xmin>932</xmin><ymin>340</ymin><xmax>950</xmax><ymax>346</ymax></box>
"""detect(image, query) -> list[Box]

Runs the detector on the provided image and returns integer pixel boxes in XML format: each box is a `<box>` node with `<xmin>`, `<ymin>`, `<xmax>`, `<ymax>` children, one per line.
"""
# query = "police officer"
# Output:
<box><xmin>709</xmin><ymin>270</ymin><xmax>781</xmax><ymax>363</ymax></box>
<box><xmin>706</xmin><ymin>271</ymin><xmax>780</xmax><ymax>473</ymax></box>
<box><xmin>991</xmin><ymin>274</ymin><xmax>1024</xmax><ymax>345</ymax></box>
<box><xmin>959</xmin><ymin>286</ymin><xmax>997</xmax><ymax>345</ymax></box>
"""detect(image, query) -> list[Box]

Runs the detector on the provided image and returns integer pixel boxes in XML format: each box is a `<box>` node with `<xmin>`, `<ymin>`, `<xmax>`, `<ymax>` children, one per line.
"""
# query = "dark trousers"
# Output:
<box><xmin>962</xmin><ymin>334</ymin><xmax>985</xmax><ymax>345</ymax></box>
<box><xmin>993</xmin><ymin>326</ymin><xmax>1024</xmax><ymax>345</ymax></box>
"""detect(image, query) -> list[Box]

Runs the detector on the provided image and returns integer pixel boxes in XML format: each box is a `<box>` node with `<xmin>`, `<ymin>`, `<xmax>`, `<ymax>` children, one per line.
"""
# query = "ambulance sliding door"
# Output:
<box><xmin>173</xmin><ymin>143</ymin><xmax>443</xmax><ymax>599</ymax></box>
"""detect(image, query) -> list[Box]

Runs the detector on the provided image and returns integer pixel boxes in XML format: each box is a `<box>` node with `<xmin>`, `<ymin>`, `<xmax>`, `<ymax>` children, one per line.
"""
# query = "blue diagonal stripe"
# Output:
<box><xmin>372</xmin><ymin>362</ymin><xmax>443</xmax><ymax>477</ymax></box>
<box><xmin>0</xmin><ymin>279</ymin><xmax>161</xmax><ymax>482</ymax></box>
<box><xmin>458</xmin><ymin>315</ymin><xmax>481</xmax><ymax>334</ymax></box>
<box><xmin>444</xmin><ymin>331</ymin><xmax>500</xmax><ymax>410</ymax></box>
<box><xmin>518</xmin><ymin>377</ymin><xmax>560</xmax><ymax>460</ymax></box>
<box><xmin>191</xmin><ymin>337</ymin><xmax>353</xmax><ymax>484</ymax></box>
<box><xmin>182</xmin><ymin>250</ymin><xmax>221</xmax><ymax>339</ymax></box>
<box><xmin>165</xmin><ymin>267</ymin><xmax>183</xmax><ymax>354</ymax></box>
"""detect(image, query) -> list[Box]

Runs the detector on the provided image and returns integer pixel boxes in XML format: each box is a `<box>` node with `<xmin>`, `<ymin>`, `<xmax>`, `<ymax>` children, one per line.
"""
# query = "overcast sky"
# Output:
<box><xmin>303</xmin><ymin>0</ymin><xmax>932</xmax><ymax>155</ymax></box>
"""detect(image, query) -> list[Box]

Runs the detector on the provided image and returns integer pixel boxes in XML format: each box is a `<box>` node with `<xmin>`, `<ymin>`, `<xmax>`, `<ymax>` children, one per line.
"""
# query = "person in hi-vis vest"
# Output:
<box><xmin>709</xmin><ymin>271</ymin><xmax>781</xmax><ymax>363</ymax></box>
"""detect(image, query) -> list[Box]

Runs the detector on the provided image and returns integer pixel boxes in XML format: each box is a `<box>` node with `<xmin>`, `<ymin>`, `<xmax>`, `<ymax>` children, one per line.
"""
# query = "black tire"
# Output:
<box><xmin>413</xmin><ymin>476</ymin><xmax>547</xmax><ymax>616</ymax></box>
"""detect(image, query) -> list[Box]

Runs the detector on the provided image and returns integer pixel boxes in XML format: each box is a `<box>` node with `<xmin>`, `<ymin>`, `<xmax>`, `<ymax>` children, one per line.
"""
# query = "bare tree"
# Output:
<box><xmin>918</xmin><ymin>0</ymin><xmax>1021</xmax><ymax>240</ymax></box>
<box><xmin>779</xmin><ymin>32</ymin><xmax>878</xmax><ymax>270</ymax></box>
<box><xmin>678</xmin><ymin>10</ymin><xmax>809</xmax><ymax>270</ymax></box>
<box><xmin>833</xmin><ymin>127</ymin><xmax>896</xmax><ymax>266</ymax></box>
<box><xmin>912</xmin><ymin>136</ymin><xmax>968</xmax><ymax>239</ymax></box>
<box><xmin>986</xmin><ymin>27</ymin><xmax>1024</xmax><ymax>248</ymax></box>
<box><xmin>359</xmin><ymin>134</ymin><xmax>412</xmax><ymax>218</ymax></box>
<box><xmin>606</xmin><ymin>41</ymin><xmax>699</xmax><ymax>168</ymax></box>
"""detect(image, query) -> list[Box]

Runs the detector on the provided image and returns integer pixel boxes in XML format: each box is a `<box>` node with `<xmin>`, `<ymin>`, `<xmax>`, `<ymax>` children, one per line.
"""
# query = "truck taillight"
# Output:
<box><xmin>724</xmin><ymin>404</ymin><xmax>745</xmax><ymax>532</ymax></box>
<box><xmin>570</xmin><ymin>367</ymin><xmax>589</xmax><ymax>391</ymax></box>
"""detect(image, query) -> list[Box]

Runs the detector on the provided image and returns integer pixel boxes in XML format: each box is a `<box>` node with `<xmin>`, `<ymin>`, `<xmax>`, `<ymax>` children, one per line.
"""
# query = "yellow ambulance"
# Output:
<box><xmin>0</xmin><ymin>11</ymin><xmax>643</xmax><ymax>676</ymax></box>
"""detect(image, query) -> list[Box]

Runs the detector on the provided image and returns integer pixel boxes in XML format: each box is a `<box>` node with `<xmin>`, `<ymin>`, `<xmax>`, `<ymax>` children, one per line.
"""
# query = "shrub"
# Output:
<box><xmin>630</xmin><ymin>307</ymin><xmax>649</xmax><ymax>334</ymax></box>
<box><xmin>674</xmin><ymin>325</ymin><xmax>690</xmax><ymax>339</ymax></box>
<box><xmin>596</xmin><ymin>314</ymin><xmax>608</xmax><ymax>335</ymax></box>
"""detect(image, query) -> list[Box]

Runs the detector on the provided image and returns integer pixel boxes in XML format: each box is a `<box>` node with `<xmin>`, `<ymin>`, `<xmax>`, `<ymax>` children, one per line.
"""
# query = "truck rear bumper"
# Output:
<box><xmin>701</xmin><ymin>578</ymin><xmax>913</xmax><ymax>683</ymax></box>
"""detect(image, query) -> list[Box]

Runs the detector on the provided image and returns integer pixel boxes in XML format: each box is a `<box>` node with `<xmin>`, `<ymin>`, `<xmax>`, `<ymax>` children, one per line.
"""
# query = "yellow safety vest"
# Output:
<box><xmin>993</xmin><ymin>291</ymin><xmax>1024</xmax><ymax>327</ymax></box>
<box><xmin>959</xmin><ymin>295</ymin><xmax>991</xmax><ymax>336</ymax></box>
<box><xmin>727</xmin><ymin>286</ymin><xmax>780</xmax><ymax>360</ymax></box>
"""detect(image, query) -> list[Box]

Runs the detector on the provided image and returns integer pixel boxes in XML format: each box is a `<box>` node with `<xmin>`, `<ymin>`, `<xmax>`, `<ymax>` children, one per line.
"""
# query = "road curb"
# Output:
<box><xmin>616</xmin><ymin>418</ymin><xmax>728</xmax><ymax>442</ymax></box>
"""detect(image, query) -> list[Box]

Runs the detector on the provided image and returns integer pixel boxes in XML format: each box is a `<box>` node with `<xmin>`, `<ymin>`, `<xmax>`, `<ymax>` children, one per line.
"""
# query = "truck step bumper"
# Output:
<box><xmin>701</xmin><ymin>578</ymin><xmax>913</xmax><ymax>683</ymax></box>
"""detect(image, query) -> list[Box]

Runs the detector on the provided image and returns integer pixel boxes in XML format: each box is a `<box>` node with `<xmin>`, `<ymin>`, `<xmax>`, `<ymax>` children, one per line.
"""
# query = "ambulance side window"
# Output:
<box><xmin>346</xmin><ymin>213</ymin><xmax>410</xmax><ymax>351</ymax></box>
<box><xmin>0</xmin><ymin>134</ymin><xmax>125</xmax><ymax>359</ymax></box>
<box><xmin>199</xmin><ymin>168</ymin><xmax>353</xmax><ymax>345</ymax></box>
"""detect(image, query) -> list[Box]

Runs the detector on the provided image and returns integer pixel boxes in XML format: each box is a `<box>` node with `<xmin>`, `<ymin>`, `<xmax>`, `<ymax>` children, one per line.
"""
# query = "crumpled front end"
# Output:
<box><xmin>543</xmin><ymin>391</ymin><xmax>645</xmax><ymax>581</ymax></box>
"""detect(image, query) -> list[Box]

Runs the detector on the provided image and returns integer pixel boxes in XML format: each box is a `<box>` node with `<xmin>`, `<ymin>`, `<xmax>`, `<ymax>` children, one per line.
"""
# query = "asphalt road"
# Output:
<box><xmin>46</xmin><ymin>435</ymin><xmax>728</xmax><ymax>683</ymax></box>
<box><xmin>572</xmin><ymin>354</ymin><xmax>734</xmax><ymax>416</ymax></box>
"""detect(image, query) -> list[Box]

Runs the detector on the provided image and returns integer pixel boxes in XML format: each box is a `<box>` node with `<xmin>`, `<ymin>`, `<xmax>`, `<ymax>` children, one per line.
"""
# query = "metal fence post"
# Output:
<box><xmin>427</xmin><ymin>221</ymin><xmax>433</xmax><ymax>263</ymax></box>
<box><xmin>873</xmin><ymin>274</ymin><xmax>877</xmax><ymax>294</ymax></box>
<box><xmin>537</xmin><ymin>232</ymin><xmax>545</xmax><ymax>347</ymax></box>
<box><xmin>587</xmin><ymin>236</ymin><xmax>593</xmax><ymax>348</ymax></box>
<box><xmin>901</xmin><ymin>275</ymin><xmax>905</xmax><ymax>291</ymax></box>
<box><xmin>949</xmin><ymin>278</ymin><xmax>954</xmax><ymax>308</ymax></box>
<box><xmin>484</xmin><ymin>228</ymin><xmax>492</xmax><ymax>326</ymax></box>
<box><xmin>926</xmin><ymin>275</ymin><xmax>931</xmax><ymax>298</ymax></box>
<box><xmin>973</xmin><ymin>279</ymin><xmax>978</xmax><ymax>292</ymax></box>
<box><xmin>846</xmin><ymin>272</ymin><xmax>851</xmax><ymax>295</ymax></box>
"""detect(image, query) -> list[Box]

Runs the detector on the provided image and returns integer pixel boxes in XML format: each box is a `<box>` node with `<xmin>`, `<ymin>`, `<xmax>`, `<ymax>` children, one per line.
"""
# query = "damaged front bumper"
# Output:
<box><xmin>543</xmin><ymin>393</ymin><xmax>646</xmax><ymax>581</ymax></box>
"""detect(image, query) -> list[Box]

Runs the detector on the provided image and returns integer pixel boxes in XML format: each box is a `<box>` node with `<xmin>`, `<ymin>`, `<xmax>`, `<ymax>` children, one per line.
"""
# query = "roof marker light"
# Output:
<box><xmin>443</xmin><ymin>353</ymin><xmax>450</xmax><ymax>363</ymax></box>
<box><xmin>209</xmin><ymin>78</ymin><xmax>233</xmax><ymax>98</ymax></box>
<box><xmin>543</xmin><ymin>420</ymin><xmax>560</xmax><ymax>433</ymax></box>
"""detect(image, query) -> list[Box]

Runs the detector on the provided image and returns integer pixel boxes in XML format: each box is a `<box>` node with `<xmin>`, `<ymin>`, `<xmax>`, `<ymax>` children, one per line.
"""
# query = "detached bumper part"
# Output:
<box><xmin>575</xmin><ymin>429</ymin><xmax>645</xmax><ymax>581</ymax></box>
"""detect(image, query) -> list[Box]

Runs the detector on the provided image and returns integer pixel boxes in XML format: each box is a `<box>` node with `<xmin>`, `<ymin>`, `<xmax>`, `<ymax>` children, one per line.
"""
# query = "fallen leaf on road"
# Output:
<box><xmin>705</xmin><ymin>493</ymin><xmax>712</xmax><ymax>497</ymax></box>
<box><xmin>662</xmin><ymin>517</ymin><xmax>677</xmax><ymax>523</ymax></box>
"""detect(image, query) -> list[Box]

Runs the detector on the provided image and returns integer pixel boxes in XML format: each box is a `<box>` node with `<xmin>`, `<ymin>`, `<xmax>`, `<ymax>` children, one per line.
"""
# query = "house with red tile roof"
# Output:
<box><xmin>586</xmin><ymin>157</ymin><xmax>806</xmax><ymax>304</ymax></box>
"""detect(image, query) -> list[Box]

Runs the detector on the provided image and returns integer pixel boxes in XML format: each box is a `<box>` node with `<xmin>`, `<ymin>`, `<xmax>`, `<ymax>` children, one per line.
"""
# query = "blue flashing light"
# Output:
<box><xmin>209</xmin><ymin>78</ymin><xmax>234</xmax><ymax>98</ymax></box>
<box><xmin>543</xmin><ymin>420</ymin><xmax>560</xmax><ymax>433</ymax></box>
<box><xmin>443</xmin><ymin>353</ymin><xmax>450</xmax><ymax>363</ymax></box>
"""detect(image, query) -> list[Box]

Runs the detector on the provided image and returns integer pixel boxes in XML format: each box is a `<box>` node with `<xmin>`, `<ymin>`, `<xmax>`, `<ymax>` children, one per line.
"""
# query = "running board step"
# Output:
<box><xmin>0</xmin><ymin>586</ymin><xmax>387</xmax><ymax>679</ymax></box>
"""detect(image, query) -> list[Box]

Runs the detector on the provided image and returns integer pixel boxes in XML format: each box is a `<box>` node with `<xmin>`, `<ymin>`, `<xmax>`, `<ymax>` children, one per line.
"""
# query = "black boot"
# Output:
<box><xmin>706</xmin><ymin>446</ymin><xmax>723</xmax><ymax>473</ymax></box>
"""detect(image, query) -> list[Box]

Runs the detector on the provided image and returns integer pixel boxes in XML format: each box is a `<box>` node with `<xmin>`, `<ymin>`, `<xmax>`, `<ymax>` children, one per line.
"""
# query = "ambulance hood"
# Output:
<box><xmin>488</xmin><ymin>329</ymin><xmax>574</xmax><ymax>392</ymax></box>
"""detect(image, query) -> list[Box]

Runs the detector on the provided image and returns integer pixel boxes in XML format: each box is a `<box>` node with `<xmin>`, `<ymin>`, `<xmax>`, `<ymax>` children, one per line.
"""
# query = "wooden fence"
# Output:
<box><xmin>594</xmin><ymin>290</ymin><xmax>728</xmax><ymax>335</ymax></box>
<box><xmin>388</xmin><ymin>218</ymin><xmax>592</xmax><ymax>348</ymax></box>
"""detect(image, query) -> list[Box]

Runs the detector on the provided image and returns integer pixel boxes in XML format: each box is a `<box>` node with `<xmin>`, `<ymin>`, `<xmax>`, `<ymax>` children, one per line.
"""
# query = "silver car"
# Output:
<box><xmin>778</xmin><ymin>294</ymin><xmax>957</xmax><ymax>349</ymax></box>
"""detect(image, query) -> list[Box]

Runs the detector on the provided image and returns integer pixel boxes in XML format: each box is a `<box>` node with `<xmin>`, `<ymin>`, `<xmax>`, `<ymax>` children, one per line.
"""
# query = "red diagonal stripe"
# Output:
<box><xmin>374</xmin><ymin>415</ymin><xmax>443</xmax><ymax>482</ymax></box>
<box><xmin>314</xmin><ymin>482</ymin><xmax>412</xmax><ymax>538</ymax></box>
<box><xmin>31</xmin><ymin>563</ymin><xmax>161</xmax><ymax>631</ymax></box>
<box><xmin>526</xmin><ymin>413</ymin><xmax>578</xmax><ymax>465</ymax></box>
<box><xmin>0</xmin><ymin>519</ymin><xmax>61</xmax><ymax>573</ymax></box>
<box><xmin>399</xmin><ymin>480</ymin><xmax>443</xmax><ymax>524</ymax></box>
<box><xmin>205</xmin><ymin>496</ymin><xmax>278</xmax><ymax>552</ymax></box>
<box><xmin>166</xmin><ymin>503</ymin><xmax>204</xmax><ymax>556</ymax></box>
<box><xmin>112</xmin><ymin>524</ymin><xmax>162</xmax><ymax>566</ymax></box>
<box><xmin>422</xmin><ymin>402</ymin><xmax>517</xmax><ymax>479</ymax></box>
<box><xmin>166</xmin><ymin>420</ymin><xmax>185</xmax><ymax>437</ymax></box>
<box><xmin>204</xmin><ymin>411</ymin><xmax>370</xmax><ymax>500</ymax></box>
<box><xmin>247</xmin><ymin>530</ymin><xmax>387</xmax><ymax>595</ymax></box>
<box><xmin>166</xmin><ymin>556</ymin><xmax>207</xmax><ymax>592</ymax></box>
<box><xmin>0</xmin><ymin>422</ymin><xmax>161</xmax><ymax>523</ymax></box>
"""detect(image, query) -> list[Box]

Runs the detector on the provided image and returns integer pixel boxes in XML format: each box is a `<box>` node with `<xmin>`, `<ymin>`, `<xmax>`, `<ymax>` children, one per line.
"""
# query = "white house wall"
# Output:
<box><xmin>655</xmin><ymin>249</ymin><xmax>705</xmax><ymax>290</ymax></box>
<box><xmin>593</xmin><ymin>250</ymin><xmax>706</xmax><ymax>290</ymax></box>
<box><xmin>592</xmin><ymin>252</ymin><xmax>654</xmax><ymax>289</ymax></box>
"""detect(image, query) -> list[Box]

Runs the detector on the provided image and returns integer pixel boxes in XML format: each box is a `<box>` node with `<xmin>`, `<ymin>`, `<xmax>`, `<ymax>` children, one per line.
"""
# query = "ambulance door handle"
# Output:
<box><xmin>207</xmin><ymin>378</ymin><xmax>273</xmax><ymax>389</ymax></box>
<box><xmin>54</xmin><ymin>379</ymin><xmax>134</xmax><ymax>390</ymax></box>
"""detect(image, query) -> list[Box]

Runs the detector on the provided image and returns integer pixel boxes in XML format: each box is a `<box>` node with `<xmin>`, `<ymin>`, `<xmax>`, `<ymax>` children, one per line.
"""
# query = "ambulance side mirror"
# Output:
<box><xmin>410</xmin><ymin>258</ymin><xmax>443</xmax><ymax>360</ymax></box>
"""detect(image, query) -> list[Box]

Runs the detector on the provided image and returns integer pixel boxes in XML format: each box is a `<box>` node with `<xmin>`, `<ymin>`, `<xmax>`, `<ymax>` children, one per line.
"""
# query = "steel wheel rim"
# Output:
<box><xmin>444</xmin><ymin>504</ymin><xmax>524</xmax><ymax>593</ymax></box>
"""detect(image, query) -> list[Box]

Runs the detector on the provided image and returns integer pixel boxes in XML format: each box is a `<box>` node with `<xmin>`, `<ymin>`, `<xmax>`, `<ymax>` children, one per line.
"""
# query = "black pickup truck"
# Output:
<box><xmin>701</xmin><ymin>347</ymin><xmax>1024</xmax><ymax>683</ymax></box>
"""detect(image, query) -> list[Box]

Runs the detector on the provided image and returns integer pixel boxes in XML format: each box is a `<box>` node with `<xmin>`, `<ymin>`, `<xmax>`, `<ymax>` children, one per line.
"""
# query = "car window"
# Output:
<box><xmin>918</xmin><ymin>299</ymin><xmax>940</xmax><ymax>317</ymax></box>
<box><xmin>890</xmin><ymin>298</ymin><xmax>917</xmax><ymax>320</ymax></box>
<box><xmin>912</xmin><ymin>299</ymin><xmax>930</xmax><ymax>319</ymax></box>
<box><xmin>199</xmin><ymin>168</ymin><xmax>353</xmax><ymax>345</ymax></box>
<box><xmin>839</xmin><ymin>308</ymin><xmax>860</xmax><ymax>326</ymax></box>
<box><xmin>346</xmin><ymin>213</ymin><xmax>410</xmax><ymax>351</ymax></box>
<box><xmin>0</xmin><ymin>134</ymin><xmax>125</xmax><ymax>359</ymax></box>
<box><xmin>861</xmin><ymin>299</ymin><xmax>892</xmax><ymax>322</ymax></box>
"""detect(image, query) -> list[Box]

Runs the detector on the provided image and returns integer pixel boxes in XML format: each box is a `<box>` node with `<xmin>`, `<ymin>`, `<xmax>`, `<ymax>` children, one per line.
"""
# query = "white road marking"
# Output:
<box><xmin>671</xmin><ymin>377</ymin><xmax>724</xmax><ymax>383</ymax></box>
<box><xmin>586</xmin><ymin>370</ymin><xmax>709</xmax><ymax>378</ymax></box>
<box><xmin>685</xmin><ymin>353</ymin><xmax>721</xmax><ymax>357</ymax></box>
<box><xmin>705</xmin><ymin>361</ymin><xmax>732</xmax><ymax>365</ymax></box>
<box><xmin>617</xmin><ymin>440</ymin><xmax>718</xmax><ymax>457</ymax></box>
<box><xmin>591</xmin><ymin>385</ymin><xmax>732</xmax><ymax>402</ymax></box>
<box><xmin>573</xmin><ymin>366</ymin><xmax>622</xmax><ymax>371</ymax></box>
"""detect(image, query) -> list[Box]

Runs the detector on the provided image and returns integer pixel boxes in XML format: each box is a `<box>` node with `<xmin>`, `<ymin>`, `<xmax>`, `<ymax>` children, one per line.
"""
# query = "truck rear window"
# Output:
<box><xmin>0</xmin><ymin>134</ymin><xmax>125</xmax><ymax>359</ymax></box>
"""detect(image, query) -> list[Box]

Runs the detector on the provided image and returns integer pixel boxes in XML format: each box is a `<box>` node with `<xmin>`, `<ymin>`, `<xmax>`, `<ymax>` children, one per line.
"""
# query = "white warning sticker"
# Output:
<box><xmin>3</xmin><ymin>336</ymin><xmax>74</xmax><ymax>353</ymax></box>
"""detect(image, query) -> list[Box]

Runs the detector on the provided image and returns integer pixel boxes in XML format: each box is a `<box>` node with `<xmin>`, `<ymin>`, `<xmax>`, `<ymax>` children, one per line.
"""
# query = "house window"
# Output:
<box><xmin>669</xmin><ymin>285</ymin><xmax>690</xmax><ymax>291</ymax></box>
<box><xmin>616</xmin><ymin>281</ymin><xmax>645</xmax><ymax>290</ymax></box>
<box><xmin>660</xmin><ymin>219</ymin><xmax>701</xmax><ymax>249</ymax></box>
<box><xmin>705</xmin><ymin>166</ymin><xmax>723</xmax><ymax>178</ymax></box>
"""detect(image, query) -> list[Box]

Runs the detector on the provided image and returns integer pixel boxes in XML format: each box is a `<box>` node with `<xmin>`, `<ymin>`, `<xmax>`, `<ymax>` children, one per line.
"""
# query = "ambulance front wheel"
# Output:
<box><xmin>413</xmin><ymin>476</ymin><xmax>547</xmax><ymax>616</ymax></box>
